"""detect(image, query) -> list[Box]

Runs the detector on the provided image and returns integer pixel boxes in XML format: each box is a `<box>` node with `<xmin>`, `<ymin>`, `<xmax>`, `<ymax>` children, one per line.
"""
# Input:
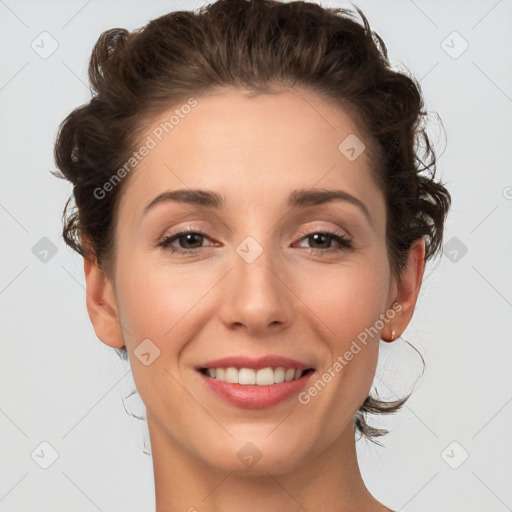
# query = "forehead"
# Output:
<box><xmin>117</xmin><ymin>87</ymin><xmax>383</xmax><ymax>224</ymax></box>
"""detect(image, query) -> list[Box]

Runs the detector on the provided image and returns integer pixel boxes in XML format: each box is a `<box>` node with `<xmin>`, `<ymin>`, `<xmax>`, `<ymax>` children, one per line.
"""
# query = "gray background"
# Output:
<box><xmin>1</xmin><ymin>0</ymin><xmax>511</xmax><ymax>510</ymax></box>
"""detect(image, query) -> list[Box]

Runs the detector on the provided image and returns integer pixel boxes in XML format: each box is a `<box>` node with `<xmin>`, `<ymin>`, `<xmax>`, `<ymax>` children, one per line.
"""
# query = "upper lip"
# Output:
<box><xmin>197</xmin><ymin>355</ymin><xmax>314</xmax><ymax>371</ymax></box>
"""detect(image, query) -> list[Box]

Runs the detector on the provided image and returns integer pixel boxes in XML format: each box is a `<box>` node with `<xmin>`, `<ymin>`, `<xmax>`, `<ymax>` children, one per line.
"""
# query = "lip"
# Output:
<box><xmin>198</xmin><ymin>369</ymin><xmax>315</xmax><ymax>409</ymax></box>
<box><xmin>197</xmin><ymin>355</ymin><xmax>313</xmax><ymax>371</ymax></box>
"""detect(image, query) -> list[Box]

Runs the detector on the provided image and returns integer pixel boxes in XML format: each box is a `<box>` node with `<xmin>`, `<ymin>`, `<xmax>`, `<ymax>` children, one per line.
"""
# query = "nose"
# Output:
<box><xmin>218</xmin><ymin>243</ymin><xmax>294</xmax><ymax>336</ymax></box>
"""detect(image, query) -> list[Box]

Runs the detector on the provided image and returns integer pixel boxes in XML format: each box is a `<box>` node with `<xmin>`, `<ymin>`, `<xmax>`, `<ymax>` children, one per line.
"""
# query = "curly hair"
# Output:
<box><xmin>53</xmin><ymin>0</ymin><xmax>451</xmax><ymax>442</ymax></box>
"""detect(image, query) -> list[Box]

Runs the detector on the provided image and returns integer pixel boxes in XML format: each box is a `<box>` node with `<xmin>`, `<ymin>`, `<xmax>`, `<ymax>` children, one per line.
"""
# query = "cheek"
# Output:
<box><xmin>294</xmin><ymin>258</ymin><xmax>387</xmax><ymax>406</ymax></box>
<box><xmin>112</xmin><ymin>263</ymin><xmax>200</xmax><ymax>412</ymax></box>
<box><xmin>298</xmin><ymin>257</ymin><xmax>387</xmax><ymax>342</ymax></box>
<box><xmin>114</xmin><ymin>248</ymin><xmax>204</xmax><ymax>343</ymax></box>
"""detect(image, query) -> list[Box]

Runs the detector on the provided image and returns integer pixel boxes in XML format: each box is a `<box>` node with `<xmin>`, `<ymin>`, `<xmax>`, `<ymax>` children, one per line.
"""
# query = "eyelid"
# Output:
<box><xmin>158</xmin><ymin>222</ymin><xmax>210</xmax><ymax>239</ymax></box>
<box><xmin>295</xmin><ymin>223</ymin><xmax>350</xmax><ymax>239</ymax></box>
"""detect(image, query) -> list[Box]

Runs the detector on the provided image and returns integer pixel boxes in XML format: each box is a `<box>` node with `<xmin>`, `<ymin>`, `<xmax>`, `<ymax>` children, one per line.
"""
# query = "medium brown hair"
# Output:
<box><xmin>54</xmin><ymin>0</ymin><xmax>451</xmax><ymax>441</ymax></box>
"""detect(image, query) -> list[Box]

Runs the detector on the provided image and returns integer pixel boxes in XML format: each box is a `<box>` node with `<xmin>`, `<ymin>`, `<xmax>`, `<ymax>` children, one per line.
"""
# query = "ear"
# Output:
<box><xmin>83</xmin><ymin>255</ymin><xmax>125</xmax><ymax>349</ymax></box>
<box><xmin>382</xmin><ymin>237</ymin><xmax>426</xmax><ymax>343</ymax></box>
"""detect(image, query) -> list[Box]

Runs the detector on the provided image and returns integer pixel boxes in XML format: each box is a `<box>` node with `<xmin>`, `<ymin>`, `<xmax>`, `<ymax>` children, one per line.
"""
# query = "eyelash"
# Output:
<box><xmin>157</xmin><ymin>227</ymin><xmax>353</xmax><ymax>255</ymax></box>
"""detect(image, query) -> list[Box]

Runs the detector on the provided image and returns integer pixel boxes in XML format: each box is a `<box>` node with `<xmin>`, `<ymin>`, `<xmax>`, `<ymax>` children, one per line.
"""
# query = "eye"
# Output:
<box><xmin>157</xmin><ymin>228</ymin><xmax>215</xmax><ymax>255</ymax></box>
<box><xmin>157</xmin><ymin>227</ymin><xmax>353</xmax><ymax>256</ymax></box>
<box><xmin>295</xmin><ymin>229</ymin><xmax>353</xmax><ymax>254</ymax></box>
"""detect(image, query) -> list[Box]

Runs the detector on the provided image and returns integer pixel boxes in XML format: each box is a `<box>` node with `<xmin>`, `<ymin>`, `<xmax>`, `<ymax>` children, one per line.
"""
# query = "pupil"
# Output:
<box><xmin>311</xmin><ymin>233</ymin><xmax>328</xmax><ymax>248</ymax></box>
<box><xmin>183</xmin><ymin>233</ymin><xmax>202</xmax><ymax>248</ymax></box>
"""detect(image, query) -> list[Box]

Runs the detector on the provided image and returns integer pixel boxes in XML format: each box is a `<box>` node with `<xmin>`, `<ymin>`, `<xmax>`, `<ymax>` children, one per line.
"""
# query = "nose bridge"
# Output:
<box><xmin>219</xmin><ymin>233</ymin><xmax>292</xmax><ymax>332</ymax></box>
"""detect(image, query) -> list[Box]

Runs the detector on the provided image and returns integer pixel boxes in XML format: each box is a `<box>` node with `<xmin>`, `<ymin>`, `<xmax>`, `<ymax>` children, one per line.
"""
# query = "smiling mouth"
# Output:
<box><xmin>198</xmin><ymin>367</ymin><xmax>315</xmax><ymax>386</ymax></box>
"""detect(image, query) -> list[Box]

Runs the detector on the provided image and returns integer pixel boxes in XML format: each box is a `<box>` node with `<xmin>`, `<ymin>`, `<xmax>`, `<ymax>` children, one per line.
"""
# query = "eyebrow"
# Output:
<box><xmin>142</xmin><ymin>188</ymin><xmax>372</xmax><ymax>224</ymax></box>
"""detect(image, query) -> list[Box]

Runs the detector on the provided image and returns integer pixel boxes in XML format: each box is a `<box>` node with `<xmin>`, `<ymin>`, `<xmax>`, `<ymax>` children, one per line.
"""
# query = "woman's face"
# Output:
<box><xmin>96</xmin><ymin>87</ymin><xmax>405</xmax><ymax>473</ymax></box>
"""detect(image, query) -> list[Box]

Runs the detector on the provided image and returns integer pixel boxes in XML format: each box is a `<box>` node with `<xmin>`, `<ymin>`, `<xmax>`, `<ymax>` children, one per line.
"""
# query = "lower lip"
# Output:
<box><xmin>198</xmin><ymin>370</ymin><xmax>314</xmax><ymax>409</ymax></box>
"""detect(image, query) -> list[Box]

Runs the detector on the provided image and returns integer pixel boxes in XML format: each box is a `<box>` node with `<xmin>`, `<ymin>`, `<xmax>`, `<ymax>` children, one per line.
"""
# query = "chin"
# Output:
<box><xmin>196</xmin><ymin>434</ymin><xmax>312</xmax><ymax>476</ymax></box>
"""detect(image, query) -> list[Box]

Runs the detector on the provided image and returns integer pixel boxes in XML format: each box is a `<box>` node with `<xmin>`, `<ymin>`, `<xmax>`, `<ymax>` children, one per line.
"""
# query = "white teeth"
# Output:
<box><xmin>256</xmin><ymin>367</ymin><xmax>274</xmax><ymax>385</ymax></box>
<box><xmin>225</xmin><ymin>367</ymin><xmax>238</xmax><ymax>383</ymax></box>
<box><xmin>238</xmin><ymin>368</ymin><xmax>256</xmax><ymax>385</ymax></box>
<box><xmin>284</xmin><ymin>368</ymin><xmax>295</xmax><ymax>381</ymax></box>
<box><xmin>204</xmin><ymin>366</ymin><xmax>307</xmax><ymax>385</ymax></box>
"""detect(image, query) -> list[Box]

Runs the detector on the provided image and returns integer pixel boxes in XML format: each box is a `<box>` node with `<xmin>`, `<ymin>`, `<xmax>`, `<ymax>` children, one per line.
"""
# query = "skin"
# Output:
<box><xmin>84</xmin><ymin>86</ymin><xmax>425</xmax><ymax>512</ymax></box>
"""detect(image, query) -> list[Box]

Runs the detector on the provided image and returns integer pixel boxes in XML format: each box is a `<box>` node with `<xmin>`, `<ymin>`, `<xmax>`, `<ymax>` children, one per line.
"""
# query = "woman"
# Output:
<box><xmin>54</xmin><ymin>0</ymin><xmax>451</xmax><ymax>510</ymax></box>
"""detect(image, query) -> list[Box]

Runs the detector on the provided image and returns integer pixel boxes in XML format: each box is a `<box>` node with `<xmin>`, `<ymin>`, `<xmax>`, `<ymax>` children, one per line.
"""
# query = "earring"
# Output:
<box><xmin>391</xmin><ymin>330</ymin><xmax>396</xmax><ymax>341</ymax></box>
